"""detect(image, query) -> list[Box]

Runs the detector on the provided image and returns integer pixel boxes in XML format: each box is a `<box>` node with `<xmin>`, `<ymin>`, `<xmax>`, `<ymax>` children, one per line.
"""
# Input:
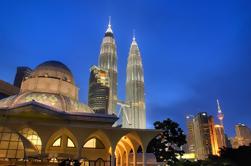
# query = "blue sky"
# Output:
<box><xmin>0</xmin><ymin>0</ymin><xmax>251</xmax><ymax>137</ymax></box>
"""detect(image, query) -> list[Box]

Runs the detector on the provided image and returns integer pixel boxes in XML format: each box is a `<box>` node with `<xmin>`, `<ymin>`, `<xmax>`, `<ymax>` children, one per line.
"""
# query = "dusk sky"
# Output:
<box><xmin>0</xmin><ymin>0</ymin><xmax>251</xmax><ymax>136</ymax></box>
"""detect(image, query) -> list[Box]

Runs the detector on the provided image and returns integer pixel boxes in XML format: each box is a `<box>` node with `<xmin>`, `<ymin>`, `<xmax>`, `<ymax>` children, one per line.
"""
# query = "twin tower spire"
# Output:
<box><xmin>98</xmin><ymin>19</ymin><xmax>146</xmax><ymax>129</ymax></box>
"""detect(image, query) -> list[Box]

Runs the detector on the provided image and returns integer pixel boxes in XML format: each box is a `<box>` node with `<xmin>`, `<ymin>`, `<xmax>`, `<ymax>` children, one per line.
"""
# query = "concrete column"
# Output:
<box><xmin>120</xmin><ymin>154</ymin><xmax>123</xmax><ymax>166</ymax></box>
<box><xmin>126</xmin><ymin>152</ymin><xmax>129</xmax><ymax>166</ymax></box>
<box><xmin>77</xmin><ymin>144</ymin><xmax>82</xmax><ymax>160</ymax></box>
<box><xmin>111</xmin><ymin>153</ymin><xmax>115</xmax><ymax>166</ymax></box>
<box><xmin>142</xmin><ymin>151</ymin><xmax>146</xmax><ymax>166</ymax></box>
<box><xmin>40</xmin><ymin>145</ymin><xmax>47</xmax><ymax>162</ymax></box>
<box><xmin>116</xmin><ymin>154</ymin><xmax>119</xmax><ymax>166</ymax></box>
<box><xmin>133</xmin><ymin>151</ymin><xmax>137</xmax><ymax>166</ymax></box>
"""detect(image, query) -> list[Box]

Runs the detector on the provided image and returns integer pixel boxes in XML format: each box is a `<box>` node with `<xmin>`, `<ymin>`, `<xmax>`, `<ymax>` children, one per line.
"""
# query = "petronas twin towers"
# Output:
<box><xmin>98</xmin><ymin>20</ymin><xmax>146</xmax><ymax>129</ymax></box>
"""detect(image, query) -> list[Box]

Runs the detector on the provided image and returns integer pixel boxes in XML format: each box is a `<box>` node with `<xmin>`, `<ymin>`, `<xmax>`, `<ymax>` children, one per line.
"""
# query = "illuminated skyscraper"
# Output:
<box><xmin>88</xmin><ymin>65</ymin><xmax>110</xmax><ymax>114</ymax></box>
<box><xmin>193</xmin><ymin>112</ymin><xmax>213</xmax><ymax>160</ymax></box>
<box><xmin>214</xmin><ymin>125</ymin><xmax>226</xmax><ymax>150</ymax></box>
<box><xmin>234</xmin><ymin>123</ymin><xmax>251</xmax><ymax>147</ymax></box>
<box><xmin>186</xmin><ymin>115</ymin><xmax>195</xmax><ymax>153</ymax></box>
<box><xmin>98</xmin><ymin>19</ymin><xmax>117</xmax><ymax>114</ymax></box>
<box><xmin>124</xmin><ymin>36</ymin><xmax>146</xmax><ymax>129</ymax></box>
<box><xmin>208</xmin><ymin>116</ymin><xmax>219</xmax><ymax>155</ymax></box>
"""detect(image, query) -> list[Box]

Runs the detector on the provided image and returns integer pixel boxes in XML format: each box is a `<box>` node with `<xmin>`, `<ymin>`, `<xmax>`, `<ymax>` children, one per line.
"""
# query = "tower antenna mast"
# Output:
<box><xmin>217</xmin><ymin>99</ymin><xmax>224</xmax><ymax>126</ymax></box>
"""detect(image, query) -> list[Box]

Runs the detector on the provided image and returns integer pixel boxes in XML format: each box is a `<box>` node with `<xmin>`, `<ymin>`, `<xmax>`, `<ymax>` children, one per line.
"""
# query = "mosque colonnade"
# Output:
<box><xmin>0</xmin><ymin>123</ymin><xmax>159</xmax><ymax>166</ymax></box>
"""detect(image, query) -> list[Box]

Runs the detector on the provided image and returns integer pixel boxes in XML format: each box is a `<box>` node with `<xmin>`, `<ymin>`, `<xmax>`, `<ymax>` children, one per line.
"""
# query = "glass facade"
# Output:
<box><xmin>88</xmin><ymin>66</ymin><xmax>110</xmax><ymax>114</ymax></box>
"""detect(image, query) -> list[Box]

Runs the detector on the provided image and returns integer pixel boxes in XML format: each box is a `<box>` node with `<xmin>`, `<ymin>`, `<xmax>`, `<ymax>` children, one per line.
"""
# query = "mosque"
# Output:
<box><xmin>0</xmin><ymin>21</ymin><xmax>161</xmax><ymax>165</ymax></box>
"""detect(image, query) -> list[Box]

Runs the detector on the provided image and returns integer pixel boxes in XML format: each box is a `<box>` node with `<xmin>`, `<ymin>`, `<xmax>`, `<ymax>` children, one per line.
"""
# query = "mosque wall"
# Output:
<box><xmin>21</xmin><ymin>77</ymin><xmax>78</xmax><ymax>100</ymax></box>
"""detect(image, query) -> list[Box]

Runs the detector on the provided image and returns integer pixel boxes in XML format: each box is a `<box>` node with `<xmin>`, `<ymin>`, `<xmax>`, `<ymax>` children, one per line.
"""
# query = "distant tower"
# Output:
<box><xmin>124</xmin><ymin>35</ymin><xmax>146</xmax><ymax>129</ymax></box>
<box><xmin>98</xmin><ymin>17</ymin><xmax>117</xmax><ymax>114</ymax></box>
<box><xmin>88</xmin><ymin>65</ymin><xmax>110</xmax><ymax>114</ymax></box>
<box><xmin>217</xmin><ymin>99</ymin><xmax>224</xmax><ymax>126</ymax></box>
<box><xmin>216</xmin><ymin>99</ymin><xmax>226</xmax><ymax>150</ymax></box>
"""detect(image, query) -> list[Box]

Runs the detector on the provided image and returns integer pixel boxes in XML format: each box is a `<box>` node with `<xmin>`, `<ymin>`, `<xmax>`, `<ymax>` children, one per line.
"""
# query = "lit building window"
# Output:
<box><xmin>83</xmin><ymin>138</ymin><xmax>105</xmax><ymax>149</ymax></box>
<box><xmin>19</xmin><ymin>128</ymin><xmax>42</xmax><ymax>153</ymax></box>
<box><xmin>0</xmin><ymin>126</ymin><xmax>24</xmax><ymax>159</ymax></box>
<box><xmin>67</xmin><ymin>138</ymin><xmax>75</xmax><ymax>148</ymax></box>
<box><xmin>52</xmin><ymin>137</ymin><xmax>61</xmax><ymax>147</ymax></box>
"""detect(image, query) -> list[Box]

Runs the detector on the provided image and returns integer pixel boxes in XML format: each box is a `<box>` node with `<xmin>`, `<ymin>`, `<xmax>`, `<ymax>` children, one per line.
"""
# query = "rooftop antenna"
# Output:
<box><xmin>106</xmin><ymin>16</ymin><xmax>113</xmax><ymax>33</ymax></box>
<box><xmin>133</xmin><ymin>29</ymin><xmax>136</xmax><ymax>41</ymax></box>
<box><xmin>108</xmin><ymin>16</ymin><xmax>111</xmax><ymax>28</ymax></box>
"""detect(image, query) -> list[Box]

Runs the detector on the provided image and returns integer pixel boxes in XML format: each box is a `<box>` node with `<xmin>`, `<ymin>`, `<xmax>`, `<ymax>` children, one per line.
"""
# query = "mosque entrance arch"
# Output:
<box><xmin>80</xmin><ymin>130</ymin><xmax>112</xmax><ymax>165</ymax></box>
<box><xmin>45</xmin><ymin>128</ymin><xmax>78</xmax><ymax>162</ymax></box>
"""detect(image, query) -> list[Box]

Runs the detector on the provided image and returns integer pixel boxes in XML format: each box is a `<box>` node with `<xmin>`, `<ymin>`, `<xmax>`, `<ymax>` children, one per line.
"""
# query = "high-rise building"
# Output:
<box><xmin>186</xmin><ymin>115</ymin><xmax>195</xmax><ymax>153</ymax></box>
<box><xmin>235</xmin><ymin>123</ymin><xmax>251</xmax><ymax>139</ymax></box>
<box><xmin>193</xmin><ymin>112</ymin><xmax>213</xmax><ymax>160</ymax></box>
<box><xmin>186</xmin><ymin>112</ymin><xmax>224</xmax><ymax>159</ymax></box>
<box><xmin>124</xmin><ymin>36</ymin><xmax>146</xmax><ymax>129</ymax></box>
<box><xmin>208</xmin><ymin>116</ymin><xmax>219</xmax><ymax>155</ymax></box>
<box><xmin>13</xmin><ymin>66</ymin><xmax>32</xmax><ymax>88</ymax></box>
<box><xmin>88</xmin><ymin>65</ymin><xmax>110</xmax><ymax>114</ymax></box>
<box><xmin>233</xmin><ymin>123</ymin><xmax>251</xmax><ymax>147</ymax></box>
<box><xmin>98</xmin><ymin>19</ymin><xmax>117</xmax><ymax>115</ymax></box>
<box><xmin>214</xmin><ymin>125</ymin><xmax>226</xmax><ymax>150</ymax></box>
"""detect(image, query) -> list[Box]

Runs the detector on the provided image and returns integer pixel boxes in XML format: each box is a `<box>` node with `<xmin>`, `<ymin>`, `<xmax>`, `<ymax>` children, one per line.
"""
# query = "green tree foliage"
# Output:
<box><xmin>147</xmin><ymin>118</ymin><xmax>187</xmax><ymax>165</ymax></box>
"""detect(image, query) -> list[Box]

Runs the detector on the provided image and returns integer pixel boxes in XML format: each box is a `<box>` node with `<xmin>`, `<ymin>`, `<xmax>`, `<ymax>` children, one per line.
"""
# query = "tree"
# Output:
<box><xmin>147</xmin><ymin>118</ymin><xmax>187</xmax><ymax>165</ymax></box>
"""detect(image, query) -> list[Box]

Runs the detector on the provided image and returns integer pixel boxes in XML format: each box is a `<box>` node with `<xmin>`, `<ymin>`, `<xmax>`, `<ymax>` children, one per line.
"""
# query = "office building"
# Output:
<box><xmin>192</xmin><ymin>112</ymin><xmax>213</xmax><ymax>160</ymax></box>
<box><xmin>186</xmin><ymin>115</ymin><xmax>195</xmax><ymax>153</ymax></box>
<box><xmin>88</xmin><ymin>65</ymin><xmax>110</xmax><ymax>114</ymax></box>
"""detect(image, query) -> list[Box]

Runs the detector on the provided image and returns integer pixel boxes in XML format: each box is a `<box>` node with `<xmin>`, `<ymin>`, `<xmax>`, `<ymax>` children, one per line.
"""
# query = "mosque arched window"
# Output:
<box><xmin>0</xmin><ymin>127</ymin><xmax>24</xmax><ymax>159</ymax></box>
<box><xmin>83</xmin><ymin>138</ymin><xmax>105</xmax><ymax>149</ymax></box>
<box><xmin>19</xmin><ymin>128</ymin><xmax>42</xmax><ymax>153</ymax></box>
<box><xmin>67</xmin><ymin>137</ymin><xmax>75</xmax><ymax>148</ymax></box>
<box><xmin>52</xmin><ymin>137</ymin><xmax>61</xmax><ymax>147</ymax></box>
